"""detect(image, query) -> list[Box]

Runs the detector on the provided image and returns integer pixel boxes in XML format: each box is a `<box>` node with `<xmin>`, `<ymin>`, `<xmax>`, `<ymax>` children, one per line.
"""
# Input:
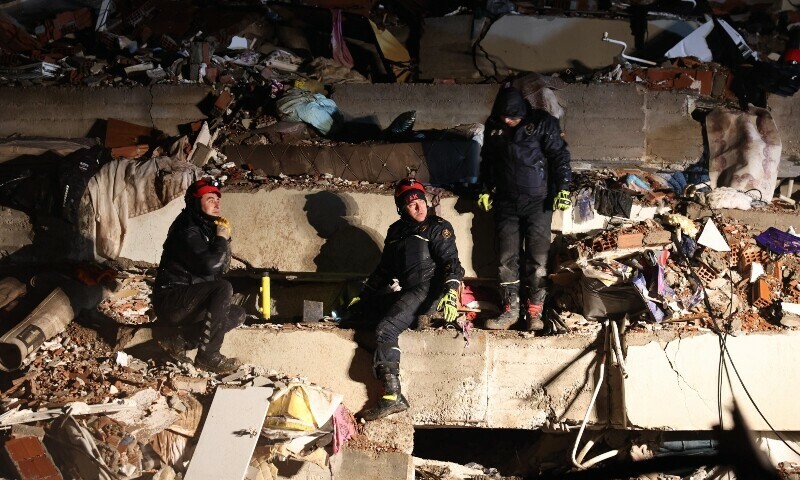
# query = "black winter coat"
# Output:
<box><xmin>364</xmin><ymin>214</ymin><xmax>464</xmax><ymax>295</ymax></box>
<box><xmin>154</xmin><ymin>209</ymin><xmax>231</xmax><ymax>291</ymax></box>
<box><xmin>482</xmin><ymin>109</ymin><xmax>572</xmax><ymax>201</ymax></box>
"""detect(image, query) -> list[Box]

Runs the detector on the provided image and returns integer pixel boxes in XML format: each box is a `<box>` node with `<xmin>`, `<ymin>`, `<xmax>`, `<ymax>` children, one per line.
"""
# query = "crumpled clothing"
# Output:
<box><xmin>276</xmin><ymin>89</ymin><xmax>342</xmax><ymax>135</ymax></box>
<box><xmin>331</xmin><ymin>10</ymin><xmax>354</xmax><ymax>69</ymax></box>
<box><xmin>85</xmin><ymin>156</ymin><xmax>201</xmax><ymax>259</ymax></box>
<box><xmin>706</xmin><ymin>187</ymin><xmax>754</xmax><ymax>211</ymax></box>
<box><xmin>632</xmin><ymin>272</ymin><xmax>665</xmax><ymax>323</ymax></box>
<box><xmin>331</xmin><ymin>404</ymin><xmax>355</xmax><ymax>455</ymax></box>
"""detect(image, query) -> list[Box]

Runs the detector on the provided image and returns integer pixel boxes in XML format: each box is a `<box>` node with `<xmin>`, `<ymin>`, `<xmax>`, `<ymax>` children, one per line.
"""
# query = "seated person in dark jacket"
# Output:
<box><xmin>151</xmin><ymin>179</ymin><xmax>244</xmax><ymax>374</ymax></box>
<box><xmin>351</xmin><ymin>178</ymin><xmax>465</xmax><ymax>421</ymax></box>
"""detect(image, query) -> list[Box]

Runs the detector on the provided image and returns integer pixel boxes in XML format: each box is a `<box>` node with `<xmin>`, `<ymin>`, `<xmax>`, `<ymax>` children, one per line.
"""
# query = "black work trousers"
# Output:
<box><xmin>374</xmin><ymin>281</ymin><xmax>438</xmax><ymax>376</ymax></box>
<box><xmin>495</xmin><ymin>196</ymin><xmax>553</xmax><ymax>305</ymax></box>
<box><xmin>151</xmin><ymin>280</ymin><xmax>245</xmax><ymax>357</ymax></box>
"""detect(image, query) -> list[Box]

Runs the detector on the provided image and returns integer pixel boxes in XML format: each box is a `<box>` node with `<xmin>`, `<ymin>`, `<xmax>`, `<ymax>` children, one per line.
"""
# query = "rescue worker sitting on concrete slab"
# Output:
<box><xmin>150</xmin><ymin>178</ymin><xmax>245</xmax><ymax>375</ymax></box>
<box><xmin>478</xmin><ymin>86</ymin><xmax>572</xmax><ymax>331</ymax></box>
<box><xmin>350</xmin><ymin>178</ymin><xmax>465</xmax><ymax>421</ymax></box>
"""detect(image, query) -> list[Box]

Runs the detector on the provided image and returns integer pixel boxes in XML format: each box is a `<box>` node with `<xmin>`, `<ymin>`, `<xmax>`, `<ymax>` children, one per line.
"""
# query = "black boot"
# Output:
<box><xmin>485</xmin><ymin>286</ymin><xmax>520</xmax><ymax>330</ymax></box>
<box><xmin>195</xmin><ymin>351</ymin><xmax>242</xmax><ymax>375</ymax></box>
<box><xmin>157</xmin><ymin>334</ymin><xmax>193</xmax><ymax>364</ymax></box>
<box><xmin>362</xmin><ymin>372</ymin><xmax>409</xmax><ymax>421</ymax></box>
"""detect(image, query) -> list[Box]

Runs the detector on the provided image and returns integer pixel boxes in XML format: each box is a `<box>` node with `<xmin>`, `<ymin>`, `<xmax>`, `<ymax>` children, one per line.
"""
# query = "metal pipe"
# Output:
<box><xmin>602</xmin><ymin>32</ymin><xmax>657</xmax><ymax>66</ymax></box>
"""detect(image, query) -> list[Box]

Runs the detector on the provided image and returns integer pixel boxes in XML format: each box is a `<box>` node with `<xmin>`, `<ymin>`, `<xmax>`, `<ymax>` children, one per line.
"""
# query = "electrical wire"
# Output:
<box><xmin>678</xmin><ymin>208</ymin><xmax>800</xmax><ymax>457</ymax></box>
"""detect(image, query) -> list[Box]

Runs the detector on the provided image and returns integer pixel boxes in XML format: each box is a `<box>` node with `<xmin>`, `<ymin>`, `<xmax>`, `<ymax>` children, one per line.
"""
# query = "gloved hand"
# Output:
<box><xmin>347</xmin><ymin>296</ymin><xmax>361</xmax><ymax>309</ymax></box>
<box><xmin>477</xmin><ymin>193</ymin><xmax>492</xmax><ymax>212</ymax></box>
<box><xmin>215</xmin><ymin>217</ymin><xmax>232</xmax><ymax>240</ymax></box>
<box><xmin>553</xmin><ymin>190</ymin><xmax>571</xmax><ymax>211</ymax></box>
<box><xmin>437</xmin><ymin>288</ymin><xmax>459</xmax><ymax>323</ymax></box>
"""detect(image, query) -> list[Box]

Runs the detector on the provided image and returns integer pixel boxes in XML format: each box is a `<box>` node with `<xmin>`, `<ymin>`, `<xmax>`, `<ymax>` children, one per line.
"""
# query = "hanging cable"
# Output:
<box><xmin>678</xmin><ymin>210</ymin><xmax>800</xmax><ymax>457</ymax></box>
<box><xmin>570</xmin><ymin>320</ymin><xmax>620</xmax><ymax>470</ymax></box>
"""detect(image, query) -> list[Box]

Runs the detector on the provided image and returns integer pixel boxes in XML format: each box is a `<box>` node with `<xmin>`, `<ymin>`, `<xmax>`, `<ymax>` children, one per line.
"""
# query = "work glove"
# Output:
<box><xmin>437</xmin><ymin>288</ymin><xmax>459</xmax><ymax>323</ymax></box>
<box><xmin>347</xmin><ymin>296</ymin><xmax>361</xmax><ymax>309</ymax></box>
<box><xmin>553</xmin><ymin>190</ymin><xmax>571</xmax><ymax>211</ymax></box>
<box><xmin>215</xmin><ymin>217</ymin><xmax>232</xmax><ymax>240</ymax></box>
<box><xmin>477</xmin><ymin>193</ymin><xmax>492</xmax><ymax>212</ymax></box>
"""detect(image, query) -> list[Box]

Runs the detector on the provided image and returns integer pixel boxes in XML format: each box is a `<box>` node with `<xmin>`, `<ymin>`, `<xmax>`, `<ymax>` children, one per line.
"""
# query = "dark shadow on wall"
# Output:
<box><xmin>454</xmin><ymin>195</ymin><xmax>496</xmax><ymax>279</ymax></box>
<box><xmin>303</xmin><ymin>191</ymin><xmax>382</xmax><ymax>275</ymax></box>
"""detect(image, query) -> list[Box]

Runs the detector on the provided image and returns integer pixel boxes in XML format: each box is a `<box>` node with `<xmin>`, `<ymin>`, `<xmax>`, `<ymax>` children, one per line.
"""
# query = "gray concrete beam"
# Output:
<box><xmin>0</xmin><ymin>85</ymin><xmax>210</xmax><ymax>137</ymax></box>
<box><xmin>331</xmin><ymin>83</ymin><xmax>499</xmax><ymax>131</ymax></box>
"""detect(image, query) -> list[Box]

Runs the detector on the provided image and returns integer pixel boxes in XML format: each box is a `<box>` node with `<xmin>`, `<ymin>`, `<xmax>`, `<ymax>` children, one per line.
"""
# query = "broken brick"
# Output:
<box><xmin>212</xmin><ymin>91</ymin><xmax>234</xmax><ymax>116</ymax></box>
<box><xmin>616</xmin><ymin>232</ymin><xmax>643</xmax><ymax>249</ymax></box>
<box><xmin>694</xmin><ymin>69</ymin><xmax>713</xmax><ymax>96</ymax></box>
<box><xmin>751</xmin><ymin>278</ymin><xmax>772</xmax><ymax>309</ymax></box>
<box><xmin>3</xmin><ymin>436</ymin><xmax>63</xmax><ymax>480</ymax></box>
<box><xmin>695</xmin><ymin>262</ymin><xmax>719</xmax><ymax>284</ymax></box>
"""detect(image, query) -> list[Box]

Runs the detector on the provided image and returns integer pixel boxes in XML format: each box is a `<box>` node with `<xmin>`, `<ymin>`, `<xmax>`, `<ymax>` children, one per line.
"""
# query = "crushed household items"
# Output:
<box><xmin>547</xmin><ymin>169</ymin><xmax>800</xmax><ymax>334</ymax></box>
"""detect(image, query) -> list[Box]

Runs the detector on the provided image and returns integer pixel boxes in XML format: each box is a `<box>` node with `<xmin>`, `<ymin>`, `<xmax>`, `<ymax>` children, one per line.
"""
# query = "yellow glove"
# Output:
<box><xmin>347</xmin><ymin>296</ymin><xmax>361</xmax><ymax>309</ymax></box>
<box><xmin>437</xmin><ymin>288</ymin><xmax>459</xmax><ymax>323</ymax></box>
<box><xmin>553</xmin><ymin>190</ymin><xmax>571</xmax><ymax>211</ymax></box>
<box><xmin>477</xmin><ymin>193</ymin><xmax>492</xmax><ymax>212</ymax></box>
<box><xmin>215</xmin><ymin>217</ymin><xmax>232</xmax><ymax>240</ymax></box>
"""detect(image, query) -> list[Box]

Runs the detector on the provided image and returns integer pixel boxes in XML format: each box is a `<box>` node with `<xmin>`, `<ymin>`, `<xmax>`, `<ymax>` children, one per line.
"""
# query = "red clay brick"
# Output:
<box><xmin>3</xmin><ymin>436</ymin><xmax>62</xmax><ymax>480</ymax></box>
<box><xmin>616</xmin><ymin>232</ymin><xmax>644</xmax><ymax>249</ymax></box>
<box><xmin>751</xmin><ymin>278</ymin><xmax>772</xmax><ymax>308</ymax></box>
<box><xmin>695</xmin><ymin>70</ymin><xmax>713</xmax><ymax>96</ymax></box>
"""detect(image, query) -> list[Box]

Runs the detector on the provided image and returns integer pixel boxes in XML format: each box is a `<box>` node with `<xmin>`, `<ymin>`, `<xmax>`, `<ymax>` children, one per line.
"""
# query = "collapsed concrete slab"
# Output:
<box><xmin>215</xmin><ymin>328</ymin><xmax>601</xmax><ymax>429</ymax></box>
<box><xmin>179</xmin><ymin>326</ymin><xmax>800</xmax><ymax>433</ymax></box>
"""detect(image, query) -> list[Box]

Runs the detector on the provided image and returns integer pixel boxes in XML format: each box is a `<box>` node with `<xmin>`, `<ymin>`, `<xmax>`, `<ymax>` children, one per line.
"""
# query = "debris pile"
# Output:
<box><xmin>549</xmin><ymin>170</ymin><xmax>800</xmax><ymax>334</ymax></box>
<box><xmin>0</xmin><ymin>321</ymin><xmax>358</xmax><ymax>478</ymax></box>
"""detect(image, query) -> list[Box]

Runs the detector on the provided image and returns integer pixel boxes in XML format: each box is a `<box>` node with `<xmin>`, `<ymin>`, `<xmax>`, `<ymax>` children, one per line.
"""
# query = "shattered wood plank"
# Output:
<box><xmin>184</xmin><ymin>387</ymin><xmax>271</xmax><ymax>480</ymax></box>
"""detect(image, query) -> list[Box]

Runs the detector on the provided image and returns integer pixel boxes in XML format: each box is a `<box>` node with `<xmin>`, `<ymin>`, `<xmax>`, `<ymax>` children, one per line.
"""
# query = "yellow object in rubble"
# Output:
<box><xmin>264</xmin><ymin>386</ymin><xmax>316</xmax><ymax>431</ymax></box>
<box><xmin>261</xmin><ymin>273</ymin><xmax>270</xmax><ymax>320</ymax></box>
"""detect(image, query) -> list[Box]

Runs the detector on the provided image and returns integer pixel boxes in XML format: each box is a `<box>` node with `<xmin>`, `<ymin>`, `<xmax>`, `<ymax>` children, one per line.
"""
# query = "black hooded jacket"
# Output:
<box><xmin>481</xmin><ymin>88</ymin><xmax>571</xmax><ymax>201</ymax></box>
<box><xmin>154</xmin><ymin>207</ymin><xmax>231</xmax><ymax>291</ymax></box>
<box><xmin>364</xmin><ymin>213</ymin><xmax>464</xmax><ymax>295</ymax></box>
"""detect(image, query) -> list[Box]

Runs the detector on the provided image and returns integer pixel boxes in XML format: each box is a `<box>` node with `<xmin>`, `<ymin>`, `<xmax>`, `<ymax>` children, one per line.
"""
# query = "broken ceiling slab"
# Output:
<box><xmin>184</xmin><ymin>387</ymin><xmax>272</xmax><ymax>480</ymax></box>
<box><xmin>478</xmin><ymin>16</ymin><xmax>698</xmax><ymax>73</ymax></box>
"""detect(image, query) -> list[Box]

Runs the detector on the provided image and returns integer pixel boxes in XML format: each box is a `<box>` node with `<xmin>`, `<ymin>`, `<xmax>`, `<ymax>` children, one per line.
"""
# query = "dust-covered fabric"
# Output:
<box><xmin>706</xmin><ymin>106</ymin><xmax>781</xmax><ymax>203</ymax></box>
<box><xmin>85</xmin><ymin>156</ymin><xmax>200</xmax><ymax>259</ymax></box>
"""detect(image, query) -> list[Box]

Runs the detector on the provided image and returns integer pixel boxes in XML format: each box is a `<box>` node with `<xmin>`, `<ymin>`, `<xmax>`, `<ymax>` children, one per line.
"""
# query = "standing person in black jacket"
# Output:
<box><xmin>478</xmin><ymin>87</ymin><xmax>572</xmax><ymax>331</ymax></box>
<box><xmin>351</xmin><ymin>179</ymin><xmax>465</xmax><ymax>420</ymax></box>
<box><xmin>151</xmin><ymin>179</ymin><xmax>244</xmax><ymax>374</ymax></box>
